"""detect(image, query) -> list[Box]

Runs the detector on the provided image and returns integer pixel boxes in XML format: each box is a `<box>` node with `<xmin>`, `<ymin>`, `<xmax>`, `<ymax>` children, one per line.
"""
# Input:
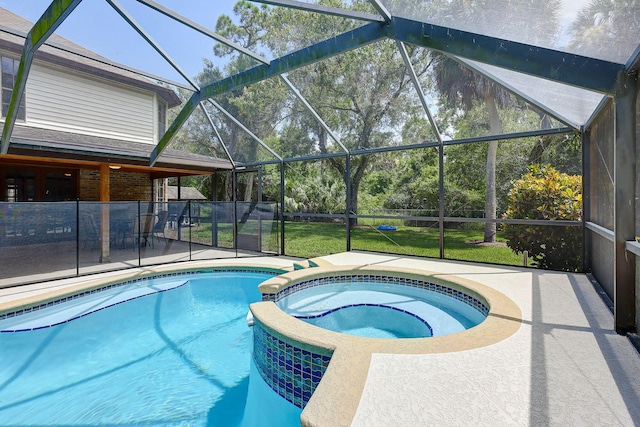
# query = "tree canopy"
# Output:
<box><xmin>170</xmin><ymin>0</ymin><xmax>584</xmax><ymax>252</ymax></box>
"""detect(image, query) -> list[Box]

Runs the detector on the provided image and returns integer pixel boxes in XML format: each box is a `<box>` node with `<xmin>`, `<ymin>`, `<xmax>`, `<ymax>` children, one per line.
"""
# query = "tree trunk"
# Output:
<box><xmin>484</xmin><ymin>93</ymin><xmax>502</xmax><ymax>243</ymax></box>
<box><xmin>528</xmin><ymin>114</ymin><xmax>553</xmax><ymax>165</ymax></box>
<box><xmin>349</xmin><ymin>184</ymin><xmax>358</xmax><ymax>227</ymax></box>
<box><xmin>225</xmin><ymin>127</ymin><xmax>238</xmax><ymax>201</ymax></box>
<box><xmin>484</xmin><ymin>140</ymin><xmax>498</xmax><ymax>242</ymax></box>
<box><xmin>243</xmin><ymin>173</ymin><xmax>254</xmax><ymax>202</ymax></box>
<box><xmin>225</xmin><ymin>171</ymin><xmax>233</xmax><ymax>202</ymax></box>
<box><xmin>348</xmin><ymin>153</ymin><xmax>370</xmax><ymax>227</ymax></box>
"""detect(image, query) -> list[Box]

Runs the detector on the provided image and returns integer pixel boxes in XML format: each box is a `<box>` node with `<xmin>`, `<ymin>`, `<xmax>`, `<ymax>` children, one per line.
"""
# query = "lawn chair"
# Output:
<box><xmin>152</xmin><ymin>210</ymin><xmax>169</xmax><ymax>245</ymax></box>
<box><xmin>134</xmin><ymin>213</ymin><xmax>155</xmax><ymax>248</ymax></box>
<box><xmin>80</xmin><ymin>212</ymin><xmax>99</xmax><ymax>252</ymax></box>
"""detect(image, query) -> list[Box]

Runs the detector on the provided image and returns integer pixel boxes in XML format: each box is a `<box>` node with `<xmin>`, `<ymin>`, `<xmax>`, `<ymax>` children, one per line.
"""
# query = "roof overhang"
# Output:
<box><xmin>4</xmin><ymin>125</ymin><xmax>232</xmax><ymax>176</ymax></box>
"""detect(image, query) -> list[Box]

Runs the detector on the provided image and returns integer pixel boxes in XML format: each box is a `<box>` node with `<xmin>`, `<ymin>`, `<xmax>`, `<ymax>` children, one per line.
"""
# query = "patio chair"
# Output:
<box><xmin>80</xmin><ymin>212</ymin><xmax>99</xmax><ymax>252</ymax></box>
<box><xmin>134</xmin><ymin>213</ymin><xmax>155</xmax><ymax>248</ymax></box>
<box><xmin>152</xmin><ymin>210</ymin><xmax>169</xmax><ymax>245</ymax></box>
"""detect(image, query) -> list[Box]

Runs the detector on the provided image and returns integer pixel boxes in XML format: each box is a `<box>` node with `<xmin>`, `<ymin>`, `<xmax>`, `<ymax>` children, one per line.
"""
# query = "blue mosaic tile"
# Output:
<box><xmin>253</xmin><ymin>321</ymin><xmax>332</xmax><ymax>409</ymax></box>
<box><xmin>273</xmin><ymin>274</ymin><xmax>489</xmax><ymax>317</ymax></box>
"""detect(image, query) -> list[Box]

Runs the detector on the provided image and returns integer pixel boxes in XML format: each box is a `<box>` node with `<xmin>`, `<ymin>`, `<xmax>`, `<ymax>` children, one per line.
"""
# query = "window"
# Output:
<box><xmin>45</xmin><ymin>171</ymin><xmax>75</xmax><ymax>201</ymax></box>
<box><xmin>2</xmin><ymin>167</ymin><xmax>77</xmax><ymax>202</ymax></box>
<box><xmin>1</xmin><ymin>56</ymin><xmax>26</xmax><ymax>121</ymax></box>
<box><xmin>5</xmin><ymin>170</ymin><xmax>35</xmax><ymax>202</ymax></box>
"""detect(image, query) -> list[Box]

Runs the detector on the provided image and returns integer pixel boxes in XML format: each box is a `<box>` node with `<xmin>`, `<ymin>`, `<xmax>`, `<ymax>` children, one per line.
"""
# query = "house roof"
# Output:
<box><xmin>166</xmin><ymin>186</ymin><xmax>207</xmax><ymax>200</ymax></box>
<box><xmin>0</xmin><ymin>7</ymin><xmax>233</xmax><ymax>174</ymax></box>
<box><xmin>0</xmin><ymin>7</ymin><xmax>181</xmax><ymax>108</ymax></box>
<box><xmin>8</xmin><ymin>125</ymin><xmax>232</xmax><ymax>173</ymax></box>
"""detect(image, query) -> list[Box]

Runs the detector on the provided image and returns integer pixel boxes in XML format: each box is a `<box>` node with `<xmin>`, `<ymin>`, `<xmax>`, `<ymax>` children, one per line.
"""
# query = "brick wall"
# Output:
<box><xmin>79</xmin><ymin>169</ymin><xmax>152</xmax><ymax>201</ymax></box>
<box><xmin>79</xmin><ymin>169</ymin><xmax>100</xmax><ymax>201</ymax></box>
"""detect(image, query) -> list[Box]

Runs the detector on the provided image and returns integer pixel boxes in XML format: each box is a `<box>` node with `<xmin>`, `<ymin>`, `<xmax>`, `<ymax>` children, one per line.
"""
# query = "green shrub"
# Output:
<box><xmin>502</xmin><ymin>165</ymin><xmax>583</xmax><ymax>271</ymax></box>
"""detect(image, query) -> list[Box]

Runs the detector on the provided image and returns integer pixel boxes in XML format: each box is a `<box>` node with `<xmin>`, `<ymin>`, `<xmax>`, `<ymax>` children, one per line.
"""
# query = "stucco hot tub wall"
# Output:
<box><xmin>250</xmin><ymin>263</ymin><xmax>522</xmax><ymax>427</ymax></box>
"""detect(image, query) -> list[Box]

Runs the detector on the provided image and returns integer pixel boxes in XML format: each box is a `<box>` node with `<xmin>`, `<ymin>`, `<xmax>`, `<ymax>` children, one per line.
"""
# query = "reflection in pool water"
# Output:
<box><xmin>0</xmin><ymin>271</ymin><xmax>301</xmax><ymax>427</ymax></box>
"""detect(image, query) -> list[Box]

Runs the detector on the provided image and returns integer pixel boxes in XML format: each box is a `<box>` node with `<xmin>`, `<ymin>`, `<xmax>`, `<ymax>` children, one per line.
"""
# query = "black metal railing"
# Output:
<box><xmin>0</xmin><ymin>201</ymin><xmax>280</xmax><ymax>288</ymax></box>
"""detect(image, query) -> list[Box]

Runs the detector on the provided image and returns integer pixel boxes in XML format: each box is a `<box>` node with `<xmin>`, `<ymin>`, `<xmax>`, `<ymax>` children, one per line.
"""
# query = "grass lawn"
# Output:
<box><xmin>185</xmin><ymin>220</ymin><xmax>523</xmax><ymax>266</ymax></box>
<box><xmin>284</xmin><ymin>222</ymin><xmax>523</xmax><ymax>266</ymax></box>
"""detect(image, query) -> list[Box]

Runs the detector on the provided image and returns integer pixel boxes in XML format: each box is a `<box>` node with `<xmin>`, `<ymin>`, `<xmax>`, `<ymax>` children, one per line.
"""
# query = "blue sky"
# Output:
<box><xmin>0</xmin><ymin>0</ymin><xmax>239</xmax><ymax>83</ymax></box>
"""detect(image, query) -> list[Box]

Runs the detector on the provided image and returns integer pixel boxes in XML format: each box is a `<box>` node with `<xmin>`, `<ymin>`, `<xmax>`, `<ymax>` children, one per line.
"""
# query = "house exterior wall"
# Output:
<box><xmin>0</xmin><ymin>47</ymin><xmax>166</xmax><ymax>203</ymax></box>
<box><xmin>24</xmin><ymin>62</ymin><xmax>157</xmax><ymax>145</ymax></box>
<box><xmin>79</xmin><ymin>169</ymin><xmax>151</xmax><ymax>201</ymax></box>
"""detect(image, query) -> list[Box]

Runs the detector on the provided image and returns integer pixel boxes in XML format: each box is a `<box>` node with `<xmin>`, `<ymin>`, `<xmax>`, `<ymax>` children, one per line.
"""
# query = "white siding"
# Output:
<box><xmin>25</xmin><ymin>64</ymin><xmax>155</xmax><ymax>144</ymax></box>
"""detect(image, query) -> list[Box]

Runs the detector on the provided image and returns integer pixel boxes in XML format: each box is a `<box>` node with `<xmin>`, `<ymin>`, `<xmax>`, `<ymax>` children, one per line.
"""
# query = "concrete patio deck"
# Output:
<box><xmin>0</xmin><ymin>251</ymin><xmax>638</xmax><ymax>426</ymax></box>
<box><xmin>322</xmin><ymin>252</ymin><xmax>640</xmax><ymax>426</ymax></box>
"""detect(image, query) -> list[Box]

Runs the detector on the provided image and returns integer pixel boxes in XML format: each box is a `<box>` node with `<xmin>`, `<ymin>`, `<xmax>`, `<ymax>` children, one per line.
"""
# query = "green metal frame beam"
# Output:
<box><xmin>106</xmin><ymin>0</ymin><xmax>199</xmax><ymax>90</ymax></box>
<box><xmin>136</xmin><ymin>0</ymin><xmax>269</xmax><ymax>65</ymax></box>
<box><xmin>1</xmin><ymin>0</ymin><xmax>83</xmax><ymax>154</ymax></box>
<box><xmin>390</xmin><ymin>16</ymin><xmax>624</xmax><ymax>95</ymax></box>
<box><xmin>199</xmin><ymin>22</ymin><xmax>386</xmax><ymax>100</ymax></box>
<box><xmin>280</xmin><ymin>74</ymin><xmax>348</xmax><ymax>153</ymax></box>
<box><xmin>151</xmin><ymin>21</ymin><xmax>386</xmax><ymax>165</ymax></box>
<box><xmin>396</xmin><ymin>41</ymin><xmax>442</xmax><ymax>143</ymax></box>
<box><xmin>251</xmin><ymin>0</ymin><xmax>385</xmax><ymax>23</ymax></box>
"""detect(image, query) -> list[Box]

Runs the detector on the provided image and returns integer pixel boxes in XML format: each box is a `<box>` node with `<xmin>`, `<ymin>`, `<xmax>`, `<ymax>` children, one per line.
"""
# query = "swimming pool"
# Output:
<box><xmin>0</xmin><ymin>271</ymin><xmax>301</xmax><ymax>426</ymax></box>
<box><xmin>275</xmin><ymin>278</ymin><xmax>488</xmax><ymax>338</ymax></box>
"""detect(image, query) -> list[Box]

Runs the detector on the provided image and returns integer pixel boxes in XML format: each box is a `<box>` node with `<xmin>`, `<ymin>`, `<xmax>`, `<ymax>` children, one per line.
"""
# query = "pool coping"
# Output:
<box><xmin>250</xmin><ymin>262</ymin><xmax>523</xmax><ymax>427</ymax></box>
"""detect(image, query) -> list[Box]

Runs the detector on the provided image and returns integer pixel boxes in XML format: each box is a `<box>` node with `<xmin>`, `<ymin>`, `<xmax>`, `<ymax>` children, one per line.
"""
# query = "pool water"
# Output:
<box><xmin>0</xmin><ymin>272</ymin><xmax>301</xmax><ymax>426</ymax></box>
<box><xmin>278</xmin><ymin>281</ymin><xmax>487</xmax><ymax>338</ymax></box>
<box><xmin>299</xmin><ymin>304</ymin><xmax>433</xmax><ymax>339</ymax></box>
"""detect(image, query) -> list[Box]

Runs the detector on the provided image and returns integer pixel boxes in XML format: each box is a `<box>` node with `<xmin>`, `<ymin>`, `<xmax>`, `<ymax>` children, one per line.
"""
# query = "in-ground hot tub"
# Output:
<box><xmin>272</xmin><ymin>274</ymin><xmax>489</xmax><ymax>339</ymax></box>
<box><xmin>251</xmin><ymin>263</ymin><xmax>522</xmax><ymax>427</ymax></box>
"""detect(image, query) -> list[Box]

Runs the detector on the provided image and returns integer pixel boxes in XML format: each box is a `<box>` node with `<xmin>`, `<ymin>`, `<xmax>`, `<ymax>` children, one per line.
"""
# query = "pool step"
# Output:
<box><xmin>293</xmin><ymin>260</ymin><xmax>311</xmax><ymax>270</ymax></box>
<box><xmin>293</xmin><ymin>258</ymin><xmax>323</xmax><ymax>270</ymax></box>
<box><xmin>246</xmin><ymin>310</ymin><xmax>254</xmax><ymax>327</ymax></box>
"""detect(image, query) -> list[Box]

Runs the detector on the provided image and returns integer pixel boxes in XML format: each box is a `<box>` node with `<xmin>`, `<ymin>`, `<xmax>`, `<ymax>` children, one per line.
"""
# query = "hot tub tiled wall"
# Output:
<box><xmin>266</xmin><ymin>273</ymin><xmax>489</xmax><ymax>316</ymax></box>
<box><xmin>253</xmin><ymin>320</ymin><xmax>332</xmax><ymax>408</ymax></box>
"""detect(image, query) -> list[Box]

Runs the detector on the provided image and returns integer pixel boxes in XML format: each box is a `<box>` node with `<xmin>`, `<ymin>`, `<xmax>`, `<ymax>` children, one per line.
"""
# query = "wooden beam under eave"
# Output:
<box><xmin>99</xmin><ymin>163</ymin><xmax>111</xmax><ymax>263</ymax></box>
<box><xmin>0</xmin><ymin>154</ymin><xmax>214</xmax><ymax>178</ymax></box>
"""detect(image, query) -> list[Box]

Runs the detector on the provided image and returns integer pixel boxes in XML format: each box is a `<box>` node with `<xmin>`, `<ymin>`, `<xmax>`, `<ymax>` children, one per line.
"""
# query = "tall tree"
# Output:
<box><xmin>429</xmin><ymin>0</ymin><xmax>561</xmax><ymax>242</ymax></box>
<box><xmin>568</xmin><ymin>0</ymin><xmax>640</xmax><ymax>63</ymax></box>
<box><xmin>207</xmin><ymin>1</ymin><xmax>289</xmax><ymax>200</ymax></box>
<box><xmin>432</xmin><ymin>56</ymin><xmax>513</xmax><ymax>242</ymax></box>
<box><xmin>264</xmin><ymin>0</ymin><xmax>434</xmax><ymax>224</ymax></box>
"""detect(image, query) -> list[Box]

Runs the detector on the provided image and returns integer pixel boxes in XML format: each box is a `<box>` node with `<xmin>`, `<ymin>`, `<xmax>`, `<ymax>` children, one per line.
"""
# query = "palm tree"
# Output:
<box><xmin>429</xmin><ymin>0</ymin><xmax>562</xmax><ymax>242</ymax></box>
<box><xmin>433</xmin><ymin>55</ymin><xmax>513</xmax><ymax>242</ymax></box>
<box><xmin>568</xmin><ymin>0</ymin><xmax>640</xmax><ymax>63</ymax></box>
